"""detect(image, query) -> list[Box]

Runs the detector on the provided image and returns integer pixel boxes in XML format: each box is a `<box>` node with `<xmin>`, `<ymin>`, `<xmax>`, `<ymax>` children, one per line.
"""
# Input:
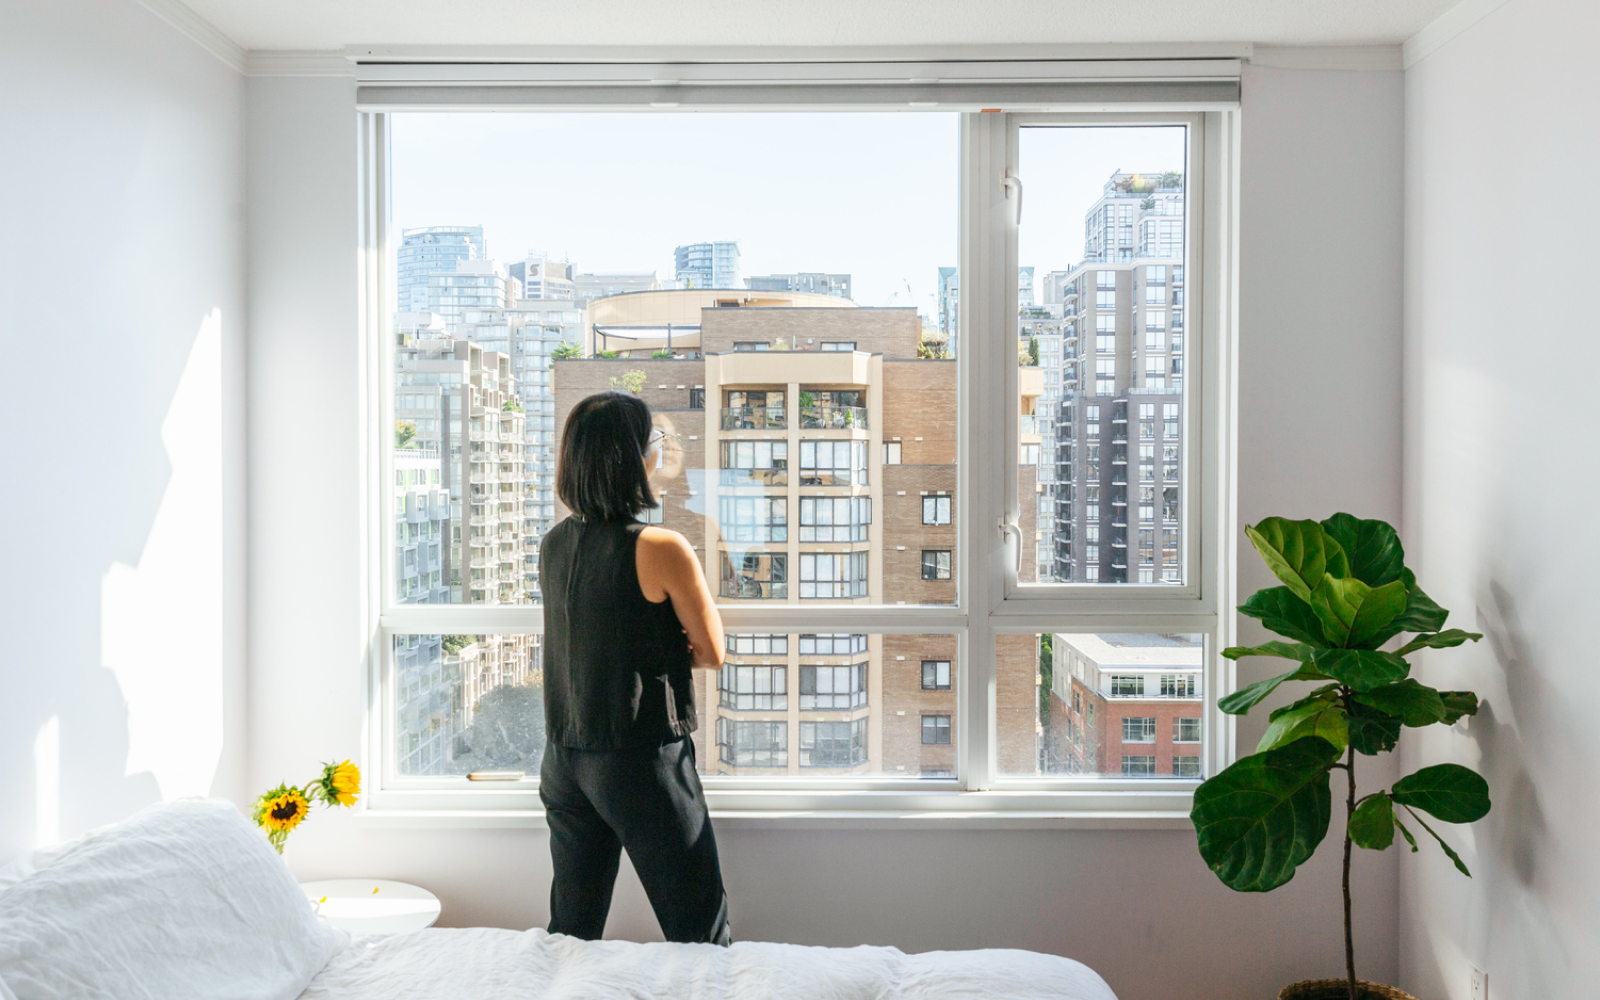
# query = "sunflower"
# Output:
<box><xmin>253</xmin><ymin>784</ymin><xmax>310</xmax><ymax>853</ymax></box>
<box><xmin>315</xmin><ymin>759</ymin><xmax>362</xmax><ymax>808</ymax></box>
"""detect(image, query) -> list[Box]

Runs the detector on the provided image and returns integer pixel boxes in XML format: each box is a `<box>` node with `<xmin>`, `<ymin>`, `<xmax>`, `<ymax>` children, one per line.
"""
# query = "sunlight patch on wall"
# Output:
<box><xmin>101</xmin><ymin>309</ymin><xmax>224</xmax><ymax>801</ymax></box>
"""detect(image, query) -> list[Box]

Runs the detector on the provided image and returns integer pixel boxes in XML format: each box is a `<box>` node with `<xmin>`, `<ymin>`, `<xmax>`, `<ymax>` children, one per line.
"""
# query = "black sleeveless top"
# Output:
<box><xmin>540</xmin><ymin>517</ymin><xmax>697</xmax><ymax>749</ymax></box>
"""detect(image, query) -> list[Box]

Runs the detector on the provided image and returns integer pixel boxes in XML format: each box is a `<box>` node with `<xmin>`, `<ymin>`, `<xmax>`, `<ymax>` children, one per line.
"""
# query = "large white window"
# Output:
<box><xmin>361</xmin><ymin>71</ymin><xmax>1239</xmax><ymax>822</ymax></box>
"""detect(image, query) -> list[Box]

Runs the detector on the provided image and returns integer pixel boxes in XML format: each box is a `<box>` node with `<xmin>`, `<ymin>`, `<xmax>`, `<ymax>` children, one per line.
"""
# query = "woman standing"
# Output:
<box><xmin>539</xmin><ymin>391</ymin><xmax>731</xmax><ymax>945</ymax></box>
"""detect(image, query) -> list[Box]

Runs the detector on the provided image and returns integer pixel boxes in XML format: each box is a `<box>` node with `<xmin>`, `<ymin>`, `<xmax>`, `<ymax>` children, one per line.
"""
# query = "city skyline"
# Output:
<box><xmin>393</xmin><ymin>115</ymin><xmax>1184</xmax><ymax>313</ymax></box>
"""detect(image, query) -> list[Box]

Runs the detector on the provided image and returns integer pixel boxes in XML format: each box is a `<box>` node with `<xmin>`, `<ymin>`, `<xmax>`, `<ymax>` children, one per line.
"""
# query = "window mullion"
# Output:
<box><xmin>957</xmin><ymin>111</ymin><xmax>1012</xmax><ymax>792</ymax></box>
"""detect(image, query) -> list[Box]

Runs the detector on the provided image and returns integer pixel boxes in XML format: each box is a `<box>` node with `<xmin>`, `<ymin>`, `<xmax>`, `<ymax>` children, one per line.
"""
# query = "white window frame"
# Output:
<box><xmin>355</xmin><ymin>64</ymin><xmax>1240</xmax><ymax>829</ymax></box>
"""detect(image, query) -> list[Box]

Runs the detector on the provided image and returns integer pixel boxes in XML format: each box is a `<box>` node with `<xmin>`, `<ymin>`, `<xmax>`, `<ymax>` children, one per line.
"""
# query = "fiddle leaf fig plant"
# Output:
<box><xmin>1191</xmin><ymin>514</ymin><xmax>1489</xmax><ymax>1000</ymax></box>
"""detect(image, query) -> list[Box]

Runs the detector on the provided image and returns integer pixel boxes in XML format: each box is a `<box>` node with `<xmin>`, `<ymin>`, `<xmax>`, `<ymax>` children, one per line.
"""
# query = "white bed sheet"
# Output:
<box><xmin>297</xmin><ymin>927</ymin><xmax>1119</xmax><ymax>1000</ymax></box>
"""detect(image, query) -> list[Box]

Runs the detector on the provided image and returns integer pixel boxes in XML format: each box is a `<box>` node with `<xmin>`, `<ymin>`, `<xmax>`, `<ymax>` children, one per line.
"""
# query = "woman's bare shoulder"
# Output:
<box><xmin>636</xmin><ymin>526</ymin><xmax>696</xmax><ymax>569</ymax></box>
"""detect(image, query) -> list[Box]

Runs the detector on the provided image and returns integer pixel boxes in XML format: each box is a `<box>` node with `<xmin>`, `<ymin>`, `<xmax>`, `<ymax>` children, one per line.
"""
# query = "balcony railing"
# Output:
<box><xmin>721</xmin><ymin>406</ymin><xmax>787</xmax><ymax>430</ymax></box>
<box><xmin>1020</xmin><ymin>415</ymin><xmax>1041</xmax><ymax>434</ymax></box>
<box><xmin>800</xmin><ymin>405</ymin><xmax>868</xmax><ymax>430</ymax></box>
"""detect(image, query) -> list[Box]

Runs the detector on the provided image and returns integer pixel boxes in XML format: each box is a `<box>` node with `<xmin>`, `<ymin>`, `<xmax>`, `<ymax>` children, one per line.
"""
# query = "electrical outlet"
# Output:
<box><xmin>1470</xmin><ymin>965</ymin><xmax>1487</xmax><ymax>1000</ymax></box>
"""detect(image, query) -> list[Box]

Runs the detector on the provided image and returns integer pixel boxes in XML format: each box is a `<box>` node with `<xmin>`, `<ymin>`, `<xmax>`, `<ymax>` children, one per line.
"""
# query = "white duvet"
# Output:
<box><xmin>297</xmin><ymin>928</ymin><xmax>1120</xmax><ymax>1000</ymax></box>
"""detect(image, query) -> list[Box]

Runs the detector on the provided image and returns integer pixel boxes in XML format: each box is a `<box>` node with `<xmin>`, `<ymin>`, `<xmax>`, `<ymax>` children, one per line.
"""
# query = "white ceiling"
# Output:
<box><xmin>180</xmin><ymin>0</ymin><xmax>1463</xmax><ymax>52</ymax></box>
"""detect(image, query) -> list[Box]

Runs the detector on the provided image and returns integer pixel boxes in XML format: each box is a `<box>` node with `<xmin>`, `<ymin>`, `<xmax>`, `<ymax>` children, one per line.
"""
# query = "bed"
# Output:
<box><xmin>0</xmin><ymin>801</ymin><xmax>1117</xmax><ymax>1000</ymax></box>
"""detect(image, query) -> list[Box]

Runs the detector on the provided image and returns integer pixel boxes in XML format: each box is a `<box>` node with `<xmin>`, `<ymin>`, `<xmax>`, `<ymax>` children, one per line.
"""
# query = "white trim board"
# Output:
<box><xmin>245</xmin><ymin>51</ymin><xmax>356</xmax><ymax>77</ymax></box>
<box><xmin>1403</xmin><ymin>0</ymin><xmax>1513</xmax><ymax>69</ymax></box>
<box><xmin>344</xmin><ymin>42</ymin><xmax>1256</xmax><ymax>65</ymax></box>
<box><xmin>1249</xmin><ymin>46</ymin><xmax>1402</xmax><ymax>72</ymax></box>
<box><xmin>134</xmin><ymin>0</ymin><xmax>245</xmax><ymax>74</ymax></box>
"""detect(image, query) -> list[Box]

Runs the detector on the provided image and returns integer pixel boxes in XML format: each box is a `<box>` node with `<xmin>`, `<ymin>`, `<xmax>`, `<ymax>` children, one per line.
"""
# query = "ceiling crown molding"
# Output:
<box><xmin>135</xmin><ymin>0</ymin><xmax>245</xmax><ymax>74</ymax></box>
<box><xmin>1403</xmin><ymin>0</ymin><xmax>1511</xmax><ymax>69</ymax></box>
<box><xmin>246</xmin><ymin>51</ymin><xmax>356</xmax><ymax>77</ymax></box>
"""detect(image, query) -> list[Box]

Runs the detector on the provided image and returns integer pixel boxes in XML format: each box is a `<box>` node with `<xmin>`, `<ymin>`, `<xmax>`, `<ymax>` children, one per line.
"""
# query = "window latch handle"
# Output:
<box><xmin>998</xmin><ymin>515</ymin><xmax>1023</xmax><ymax>577</ymax></box>
<box><xmin>1002</xmin><ymin>170</ymin><xmax>1023</xmax><ymax>225</ymax></box>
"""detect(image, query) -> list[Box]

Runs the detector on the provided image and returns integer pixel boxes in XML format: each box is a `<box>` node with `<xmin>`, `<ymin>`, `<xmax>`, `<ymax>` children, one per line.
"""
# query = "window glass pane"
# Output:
<box><xmin>1015</xmin><ymin>126</ymin><xmax>1187</xmax><ymax>585</ymax></box>
<box><xmin>997</xmin><ymin>632</ymin><xmax>1205</xmax><ymax>778</ymax></box>
<box><xmin>692</xmin><ymin>632</ymin><xmax>957</xmax><ymax>779</ymax></box>
<box><xmin>392</xmin><ymin>633</ymin><xmax>544</xmax><ymax>776</ymax></box>
<box><xmin>393</xmin><ymin>111</ymin><xmax>958</xmax><ymax>609</ymax></box>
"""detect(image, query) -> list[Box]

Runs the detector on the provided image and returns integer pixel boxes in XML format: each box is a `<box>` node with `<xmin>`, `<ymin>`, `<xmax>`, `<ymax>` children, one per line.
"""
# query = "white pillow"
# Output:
<box><xmin>0</xmin><ymin>799</ymin><xmax>345</xmax><ymax>1000</ymax></box>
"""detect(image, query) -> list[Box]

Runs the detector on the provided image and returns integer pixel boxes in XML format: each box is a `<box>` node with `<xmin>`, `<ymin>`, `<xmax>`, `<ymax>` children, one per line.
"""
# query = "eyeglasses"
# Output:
<box><xmin>647</xmin><ymin>428</ymin><xmax>682</xmax><ymax>448</ymax></box>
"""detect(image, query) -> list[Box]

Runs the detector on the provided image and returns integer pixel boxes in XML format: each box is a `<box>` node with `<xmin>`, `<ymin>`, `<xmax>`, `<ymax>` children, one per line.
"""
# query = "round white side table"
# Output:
<box><xmin>300</xmin><ymin>879</ymin><xmax>441</xmax><ymax>934</ymax></box>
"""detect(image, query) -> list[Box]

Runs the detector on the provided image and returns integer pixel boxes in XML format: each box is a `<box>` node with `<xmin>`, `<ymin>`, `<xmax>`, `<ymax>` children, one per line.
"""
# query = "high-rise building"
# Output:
<box><xmin>1041</xmin><ymin>270</ymin><xmax>1075</xmax><ymax>307</ymax></box>
<box><xmin>572</xmin><ymin>271</ymin><xmax>660</xmax><ymax>304</ymax></box>
<box><xmin>675</xmin><ymin>241</ymin><xmax>741</xmax><ymax>289</ymax></box>
<box><xmin>423</xmin><ymin>259</ymin><xmax>516</xmax><ymax>333</ymax></box>
<box><xmin>399</xmin><ymin>226</ymin><xmax>486</xmax><ymax>314</ymax></box>
<box><xmin>936</xmin><ymin>267</ymin><xmax>959</xmax><ymax>351</ymax></box>
<box><xmin>747</xmin><ymin>272</ymin><xmax>853</xmax><ymax>300</ymax></box>
<box><xmin>457</xmin><ymin>301</ymin><xmax>583</xmax><ymax>599</ymax></box>
<box><xmin>1082</xmin><ymin>172</ymin><xmax>1184</xmax><ymax>264</ymax></box>
<box><xmin>550</xmin><ymin>292</ymin><xmax>1042</xmax><ymax>777</ymax></box>
<box><xmin>395</xmin><ymin>336</ymin><xmax>530</xmax><ymax>604</ymax></box>
<box><xmin>1045</xmin><ymin>632</ymin><xmax>1202</xmax><ymax>777</ymax></box>
<box><xmin>1049</xmin><ymin>171</ymin><xmax>1185</xmax><ymax>586</ymax></box>
<box><xmin>1018</xmin><ymin>266</ymin><xmax>1036</xmax><ymax>309</ymax></box>
<box><xmin>510</xmin><ymin>251</ymin><xmax>575</xmax><ymax>300</ymax></box>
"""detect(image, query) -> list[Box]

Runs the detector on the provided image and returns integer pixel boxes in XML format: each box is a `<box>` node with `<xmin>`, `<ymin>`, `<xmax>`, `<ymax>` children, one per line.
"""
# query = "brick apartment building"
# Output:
<box><xmin>552</xmin><ymin>292</ymin><xmax>1043</xmax><ymax>777</ymax></box>
<box><xmin>1046</xmin><ymin>632</ymin><xmax>1203</xmax><ymax>777</ymax></box>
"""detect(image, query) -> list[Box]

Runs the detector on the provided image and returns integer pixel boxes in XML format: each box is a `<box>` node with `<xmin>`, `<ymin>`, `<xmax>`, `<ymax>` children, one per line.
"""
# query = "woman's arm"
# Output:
<box><xmin>636</xmin><ymin>527</ymin><xmax>725</xmax><ymax>671</ymax></box>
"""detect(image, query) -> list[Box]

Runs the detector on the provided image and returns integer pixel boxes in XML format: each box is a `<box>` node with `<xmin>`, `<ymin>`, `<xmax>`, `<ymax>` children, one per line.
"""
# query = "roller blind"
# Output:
<box><xmin>354</xmin><ymin>59</ymin><xmax>1240</xmax><ymax>111</ymax></box>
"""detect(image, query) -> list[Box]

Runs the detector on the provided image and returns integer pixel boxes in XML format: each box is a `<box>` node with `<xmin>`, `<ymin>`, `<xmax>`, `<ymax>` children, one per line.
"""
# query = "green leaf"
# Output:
<box><xmin>1348</xmin><ymin>579</ymin><xmax>1409</xmax><ymax>648</ymax></box>
<box><xmin>1347</xmin><ymin>701</ymin><xmax>1403</xmax><ymax>756</ymax></box>
<box><xmin>1219</xmin><ymin>664</ymin><xmax>1331</xmax><ymax>715</ymax></box>
<box><xmin>1384</xmin><ymin>574</ymin><xmax>1449</xmax><ymax>637</ymax></box>
<box><xmin>1393</xmin><ymin>813</ymin><xmax>1420</xmax><ymax>852</ymax></box>
<box><xmin>1391</xmin><ymin>764</ymin><xmax>1491</xmax><ymax>824</ymax></box>
<box><xmin>1349</xmin><ymin>794</ymin><xmax>1396</xmax><ymax>850</ymax></box>
<box><xmin>1309</xmin><ymin>576</ymin><xmax>1408</xmax><ymax>648</ymax></box>
<box><xmin>1399</xmin><ymin>805</ymin><xmax>1472</xmax><ymax>877</ymax></box>
<box><xmin>1222</xmin><ymin>641</ymin><xmax>1318</xmax><ymax>662</ymax></box>
<box><xmin>1394</xmin><ymin>629</ymin><xmax>1484</xmax><ymax>657</ymax></box>
<box><xmin>1245</xmin><ymin>519</ymin><xmax>1344</xmax><ymax>603</ymax></box>
<box><xmin>1319</xmin><ymin>513</ymin><xmax>1406</xmax><ymax>588</ymax></box>
<box><xmin>1257</xmin><ymin>695</ymin><xmax>1348</xmax><ymax>754</ymax></box>
<box><xmin>1191</xmin><ymin>737</ymin><xmax>1340</xmax><ymax>892</ymax></box>
<box><xmin>1311</xmin><ymin>648</ymin><xmax>1411</xmax><ymax>691</ymax></box>
<box><xmin>1354</xmin><ymin>679</ymin><xmax>1448</xmax><ymax>727</ymax></box>
<box><xmin>1438</xmin><ymin>691</ymin><xmax>1481</xmax><ymax>725</ymax></box>
<box><xmin>1238</xmin><ymin>587</ymin><xmax>1329</xmax><ymax>646</ymax></box>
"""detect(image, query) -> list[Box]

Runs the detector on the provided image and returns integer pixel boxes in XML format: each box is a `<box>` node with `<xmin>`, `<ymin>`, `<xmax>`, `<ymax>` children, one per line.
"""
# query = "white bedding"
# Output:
<box><xmin>297</xmin><ymin>928</ymin><xmax>1119</xmax><ymax>1000</ymax></box>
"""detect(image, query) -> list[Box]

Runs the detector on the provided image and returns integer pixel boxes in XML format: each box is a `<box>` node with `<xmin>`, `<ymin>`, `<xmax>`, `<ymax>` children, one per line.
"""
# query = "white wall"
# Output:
<box><xmin>246</xmin><ymin>62</ymin><xmax>1405</xmax><ymax>999</ymax></box>
<box><xmin>0</xmin><ymin>0</ymin><xmax>246</xmax><ymax>859</ymax></box>
<box><xmin>1401</xmin><ymin>2</ymin><xmax>1600</xmax><ymax>998</ymax></box>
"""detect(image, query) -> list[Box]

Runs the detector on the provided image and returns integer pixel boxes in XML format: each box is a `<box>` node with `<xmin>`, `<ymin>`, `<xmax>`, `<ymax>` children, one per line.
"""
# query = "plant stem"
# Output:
<box><xmin>1344</xmin><ymin>737</ymin><xmax>1357</xmax><ymax>1000</ymax></box>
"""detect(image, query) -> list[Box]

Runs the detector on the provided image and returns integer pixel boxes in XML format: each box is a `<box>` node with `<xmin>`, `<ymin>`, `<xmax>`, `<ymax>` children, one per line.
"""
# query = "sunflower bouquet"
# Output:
<box><xmin>251</xmin><ymin>760</ymin><xmax>361</xmax><ymax>854</ymax></box>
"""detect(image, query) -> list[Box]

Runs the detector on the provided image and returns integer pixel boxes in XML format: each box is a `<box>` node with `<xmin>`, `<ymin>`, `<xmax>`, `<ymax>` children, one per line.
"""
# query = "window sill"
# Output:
<box><xmin>354</xmin><ymin>788</ymin><xmax>1198</xmax><ymax>831</ymax></box>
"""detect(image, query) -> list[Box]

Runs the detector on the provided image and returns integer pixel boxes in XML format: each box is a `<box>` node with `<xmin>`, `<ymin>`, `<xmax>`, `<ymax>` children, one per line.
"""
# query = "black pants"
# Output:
<box><xmin>540</xmin><ymin>737</ymin><xmax>731</xmax><ymax>945</ymax></box>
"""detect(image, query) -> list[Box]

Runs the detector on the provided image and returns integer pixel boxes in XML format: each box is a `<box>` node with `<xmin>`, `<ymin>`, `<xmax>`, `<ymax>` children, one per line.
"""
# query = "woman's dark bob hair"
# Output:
<box><xmin>556</xmin><ymin>391</ymin><xmax>657</xmax><ymax>521</ymax></box>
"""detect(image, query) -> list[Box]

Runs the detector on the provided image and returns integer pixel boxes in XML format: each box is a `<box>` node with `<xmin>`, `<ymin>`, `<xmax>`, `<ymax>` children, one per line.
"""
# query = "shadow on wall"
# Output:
<box><xmin>1438</xmin><ymin>579</ymin><xmax>1568</xmax><ymax>999</ymax></box>
<box><xmin>2</xmin><ymin>311</ymin><xmax>225</xmax><ymax>861</ymax></box>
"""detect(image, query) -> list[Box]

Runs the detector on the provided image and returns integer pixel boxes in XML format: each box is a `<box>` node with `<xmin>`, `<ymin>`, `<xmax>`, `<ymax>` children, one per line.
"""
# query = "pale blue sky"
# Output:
<box><xmin>392</xmin><ymin>113</ymin><xmax>1184</xmax><ymax>313</ymax></box>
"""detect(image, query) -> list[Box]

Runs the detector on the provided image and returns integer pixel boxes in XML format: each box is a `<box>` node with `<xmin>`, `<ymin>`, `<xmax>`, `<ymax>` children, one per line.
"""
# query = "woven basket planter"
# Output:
<box><xmin>1279</xmin><ymin>980</ymin><xmax>1418</xmax><ymax>1000</ymax></box>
